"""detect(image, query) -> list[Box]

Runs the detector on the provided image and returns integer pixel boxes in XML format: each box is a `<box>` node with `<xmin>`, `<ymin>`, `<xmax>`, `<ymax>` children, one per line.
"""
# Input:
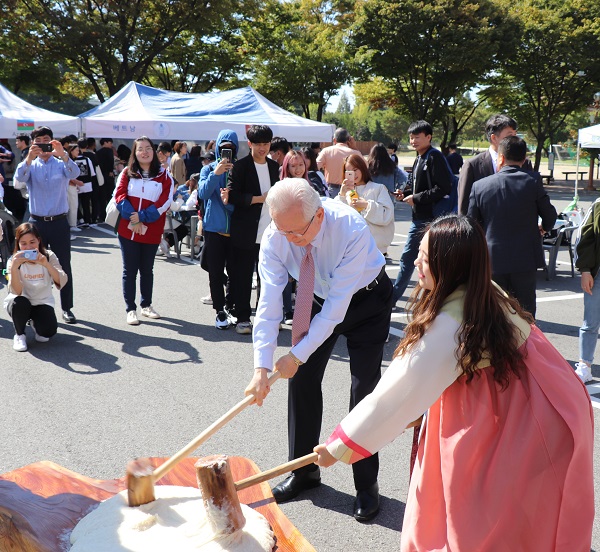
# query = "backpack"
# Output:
<box><xmin>422</xmin><ymin>148</ymin><xmax>459</xmax><ymax>218</ymax></box>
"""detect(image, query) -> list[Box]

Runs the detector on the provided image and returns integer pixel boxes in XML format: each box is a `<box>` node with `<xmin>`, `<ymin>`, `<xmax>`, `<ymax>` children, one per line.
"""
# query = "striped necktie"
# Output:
<box><xmin>292</xmin><ymin>244</ymin><xmax>315</xmax><ymax>346</ymax></box>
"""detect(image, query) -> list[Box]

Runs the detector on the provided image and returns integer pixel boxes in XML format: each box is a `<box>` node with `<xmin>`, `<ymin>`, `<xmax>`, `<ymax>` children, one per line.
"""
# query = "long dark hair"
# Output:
<box><xmin>301</xmin><ymin>147</ymin><xmax>319</xmax><ymax>172</ymax></box>
<box><xmin>396</xmin><ymin>215</ymin><xmax>534</xmax><ymax>389</ymax></box>
<box><xmin>368</xmin><ymin>143</ymin><xmax>396</xmax><ymax>178</ymax></box>
<box><xmin>13</xmin><ymin>223</ymin><xmax>50</xmax><ymax>259</ymax></box>
<box><xmin>127</xmin><ymin>136</ymin><xmax>161</xmax><ymax>178</ymax></box>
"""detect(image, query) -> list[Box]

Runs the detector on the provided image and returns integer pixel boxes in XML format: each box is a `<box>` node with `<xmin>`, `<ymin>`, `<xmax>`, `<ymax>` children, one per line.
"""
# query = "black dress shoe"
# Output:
<box><xmin>62</xmin><ymin>310</ymin><xmax>77</xmax><ymax>324</ymax></box>
<box><xmin>271</xmin><ymin>469</ymin><xmax>321</xmax><ymax>503</ymax></box>
<box><xmin>354</xmin><ymin>482</ymin><xmax>380</xmax><ymax>522</ymax></box>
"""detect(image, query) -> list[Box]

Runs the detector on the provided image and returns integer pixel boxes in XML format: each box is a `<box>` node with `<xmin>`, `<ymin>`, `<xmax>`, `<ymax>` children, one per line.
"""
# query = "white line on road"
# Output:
<box><xmin>537</xmin><ymin>294</ymin><xmax>583</xmax><ymax>303</ymax></box>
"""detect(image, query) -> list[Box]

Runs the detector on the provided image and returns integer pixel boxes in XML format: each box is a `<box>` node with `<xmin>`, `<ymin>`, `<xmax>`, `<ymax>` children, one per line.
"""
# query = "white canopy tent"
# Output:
<box><xmin>79</xmin><ymin>82</ymin><xmax>334</xmax><ymax>142</ymax></box>
<box><xmin>574</xmin><ymin>123</ymin><xmax>600</xmax><ymax>195</ymax></box>
<box><xmin>0</xmin><ymin>82</ymin><xmax>79</xmax><ymax>138</ymax></box>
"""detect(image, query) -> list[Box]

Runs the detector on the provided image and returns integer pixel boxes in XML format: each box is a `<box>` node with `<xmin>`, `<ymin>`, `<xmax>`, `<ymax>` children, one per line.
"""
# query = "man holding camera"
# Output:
<box><xmin>15</xmin><ymin>126</ymin><xmax>80</xmax><ymax>324</ymax></box>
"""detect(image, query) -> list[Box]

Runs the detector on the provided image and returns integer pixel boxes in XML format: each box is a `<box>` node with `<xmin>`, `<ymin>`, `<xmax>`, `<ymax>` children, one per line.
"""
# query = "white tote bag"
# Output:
<box><xmin>105</xmin><ymin>197</ymin><xmax>120</xmax><ymax>228</ymax></box>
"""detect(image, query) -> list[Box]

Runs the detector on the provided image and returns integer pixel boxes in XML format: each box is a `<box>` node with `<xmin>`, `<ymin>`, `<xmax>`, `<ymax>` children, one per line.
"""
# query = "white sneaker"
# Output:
<box><xmin>70</xmin><ymin>226</ymin><xmax>81</xmax><ymax>232</ymax></box>
<box><xmin>70</xmin><ymin>234</ymin><xmax>77</xmax><ymax>241</ymax></box>
<box><xmin>90</xmin><ymin>223</ymin><xmax>99</xmax><ymax>228</ymax></box>
<box><xmin>201</xmin><ymin>294</ymin><xmax>213</xmax><ymax>305</ymax></box>
<box><xmin>225</xmin><ymin>307</ymin><xmax>237</xmax><ymax>325</ymax></box>
<box><xmin>127</xmin><ymin>310</ymin><xmax>140</xmax><ymax>325</ymax></box>
<box><xmin>141</xmin><ymin>306</ymin><xmax>161</xmax><ymax>319</ymax></box>
<box><xmin>13</xmin><ymin>334</ymin><xmax>27</xmax><ymax>352</ymax></box>
<box><xmin>31</xmin><ymin>322</ymin><xmax>49</xmax><ymax>342</ymax></box>
<box><xmin>575</xmin><ymin>362</ymin><xmax>593</xmax><ymax>383</ymax></box>
<box><xmin>236</xmin><ymin>321</ymin><xmax>252</xmax><ymax>335</ymax></box>
<box><xmin>158</xmin><ymin>238</ymin><xmax>171</xmax><ymax>258</ymax></box>
<box><xmin>215</xmin><ymin>311</ymin><xmax>231</xmax><ymax>330</ymax></box>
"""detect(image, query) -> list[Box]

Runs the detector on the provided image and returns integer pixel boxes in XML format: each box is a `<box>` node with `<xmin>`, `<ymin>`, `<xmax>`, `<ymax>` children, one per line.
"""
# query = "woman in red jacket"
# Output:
<box><xmin>115</xmin><ymin>137</ymin><xmax>174</xmax><ymax>325</ymax></box>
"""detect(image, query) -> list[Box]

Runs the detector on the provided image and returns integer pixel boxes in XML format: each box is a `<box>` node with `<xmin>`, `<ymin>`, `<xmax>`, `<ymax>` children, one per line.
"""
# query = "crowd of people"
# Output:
<box><xmin>0</xmin><ymin>119</ymin><xmax>596</xmax><ymax>549</ymax></box>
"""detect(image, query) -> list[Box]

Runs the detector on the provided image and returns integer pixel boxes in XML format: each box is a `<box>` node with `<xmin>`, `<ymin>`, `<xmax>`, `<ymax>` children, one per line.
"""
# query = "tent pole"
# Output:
<box><xmin>575</xmin><ymin>132</ymin><xmax>581</xmax><ymax>200</ymax></box>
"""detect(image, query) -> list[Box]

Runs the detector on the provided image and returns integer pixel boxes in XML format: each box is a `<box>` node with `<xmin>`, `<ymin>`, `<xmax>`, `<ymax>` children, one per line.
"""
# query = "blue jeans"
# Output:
<box><xmin>118</xmin><ymin>235</ymin><xmax>159</xmax><ymax>312</ymax></box>
<box><xmin>393</xmin><ymin>220</ymin><xmax>429</xmax><ymax>304</ymax></box>
<box><xmin>580</xmin><ymin>276</ymin><xmax>600</xmax><ymax>364</ymax></box>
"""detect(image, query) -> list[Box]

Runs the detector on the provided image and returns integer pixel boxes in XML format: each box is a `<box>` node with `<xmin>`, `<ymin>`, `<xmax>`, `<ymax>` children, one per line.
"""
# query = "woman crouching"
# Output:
<box><xmin>5</xmin><ymin>223</ymin><xmax>67</xmax><ymax>352</ymax></box>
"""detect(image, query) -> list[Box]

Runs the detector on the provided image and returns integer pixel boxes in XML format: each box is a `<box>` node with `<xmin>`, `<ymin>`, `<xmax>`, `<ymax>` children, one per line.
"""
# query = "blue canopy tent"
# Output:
<box><xmin>79</xmin><ymin>82</ymin><xmax>334</xmax><ymax>142</ymax></box>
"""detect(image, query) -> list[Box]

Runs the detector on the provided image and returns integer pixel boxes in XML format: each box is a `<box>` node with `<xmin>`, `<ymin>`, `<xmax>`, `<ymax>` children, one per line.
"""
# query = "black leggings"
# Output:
<box><xmin>10</xmin><ymin>296</ymin><xmax>57</xmax><ymax>337</ymax></box>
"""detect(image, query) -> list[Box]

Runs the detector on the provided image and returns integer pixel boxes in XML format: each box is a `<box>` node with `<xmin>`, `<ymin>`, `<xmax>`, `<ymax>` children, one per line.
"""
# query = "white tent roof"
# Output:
<box><xmin>79</xmin><ymin>82</ymin><xmax>334</xmax><ymax>142</ymax></box>
<box><xmin>0</xmin><ymin>82</ymin><xmax>79</xmax><ymax>138</ymax></box>
<box><xmin>578</xmin><ymin>123</ymin><xmax>600</xmax><ymax>148</ymax></box>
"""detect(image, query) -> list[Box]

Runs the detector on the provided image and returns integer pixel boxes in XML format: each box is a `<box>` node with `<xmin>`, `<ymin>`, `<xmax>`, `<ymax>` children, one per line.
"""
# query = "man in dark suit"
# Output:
<box><xmin>228</xmin><ymin>125</ymin><xmax>280</xmax><ymax>334</ymax></box>
<box><xmin>468</xmin><ymin>136</ymin><xmax>557</xmax><ymax>317</ymax></box>
<box><xmin>458</xmin><ymin>114</ymin><xmax>532</xmax><ymax>215</ymax></box>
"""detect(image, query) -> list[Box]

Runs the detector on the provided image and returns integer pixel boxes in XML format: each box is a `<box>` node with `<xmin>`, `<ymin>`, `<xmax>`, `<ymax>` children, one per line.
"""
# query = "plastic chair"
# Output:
<box><xmin>543</xmin><ymin>223</ymin><xmax>576</xmax><ymax>280</ymax></box>
<box><xmin>163</xmin><ymin>212</ymin><xmax>181</xmax><ymax>259</ymax></box>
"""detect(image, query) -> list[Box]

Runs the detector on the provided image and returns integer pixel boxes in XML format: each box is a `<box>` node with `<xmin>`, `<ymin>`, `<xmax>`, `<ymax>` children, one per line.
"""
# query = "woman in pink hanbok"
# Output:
<box><xmin>315</xmin><ymin>214</ymin><xmax>594</xmax><ymax>551</ymax></box>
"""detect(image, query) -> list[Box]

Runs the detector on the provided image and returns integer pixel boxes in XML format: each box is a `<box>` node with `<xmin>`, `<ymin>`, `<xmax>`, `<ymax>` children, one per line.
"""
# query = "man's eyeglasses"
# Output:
<box><xmin>272</xmin><ymin>213</ymin><xmax>315</xmax><ymax>237</ymax></box>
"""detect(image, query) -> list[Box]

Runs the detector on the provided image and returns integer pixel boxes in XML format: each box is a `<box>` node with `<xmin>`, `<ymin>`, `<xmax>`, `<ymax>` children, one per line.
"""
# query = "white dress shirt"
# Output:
<box><xmin>253</xmin><ymin>198</ymin><xmax>385</xmax><ymax>370</ymax></box>
<box><xmin>489</xmin><ymin>146</ymin><xmax>499</xmax><ymax>173</ymax></box>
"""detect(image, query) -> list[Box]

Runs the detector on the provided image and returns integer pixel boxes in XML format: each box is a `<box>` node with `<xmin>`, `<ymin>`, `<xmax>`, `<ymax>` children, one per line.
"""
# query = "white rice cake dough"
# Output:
<box><xmin>70</xmin><ymin>485</ymin><xmax>275</xmax><ymax>552</ymax></box>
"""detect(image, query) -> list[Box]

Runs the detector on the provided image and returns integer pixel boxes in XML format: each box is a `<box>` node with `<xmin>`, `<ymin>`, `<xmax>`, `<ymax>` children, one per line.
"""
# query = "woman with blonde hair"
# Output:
<box><xmin>315</xmin><ymin>215</ymin><xmax>594</xmax><ymax>550</ymax></box>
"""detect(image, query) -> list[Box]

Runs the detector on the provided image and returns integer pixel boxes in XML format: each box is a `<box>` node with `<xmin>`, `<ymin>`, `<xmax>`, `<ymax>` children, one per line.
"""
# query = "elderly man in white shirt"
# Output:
<box><xmin>245</xmin><ymin>178</ymin><xmax>393</xmax><ymax>523</ymax></box>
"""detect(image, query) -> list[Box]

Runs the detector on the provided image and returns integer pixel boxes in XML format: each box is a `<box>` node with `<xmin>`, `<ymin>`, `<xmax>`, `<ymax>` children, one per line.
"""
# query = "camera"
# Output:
<box><xmin>21</xmin><ymin>249</ymin><xmax>38</xmax><ymax>261</ymax></box>
<box><xmin>221</xmin><ymin>149</ymin><xmax>233</xmax><ymax>162</ymax></box>
<box><xmin>345</xmin><ymin>170</ymin><xmax>355</xmax><ymax>184</ymax></box>
<box><xmin>36</xmin><ymin>143</ymin><xmax>53</xmax><ymax>153</ymax></box>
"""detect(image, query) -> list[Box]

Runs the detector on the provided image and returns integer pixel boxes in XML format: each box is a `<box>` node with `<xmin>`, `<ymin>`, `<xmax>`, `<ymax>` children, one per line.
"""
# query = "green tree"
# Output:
<box><xmin>0</xmin><ymin>1</ymin><xmax>63</xmax><ymax>96</ymax></box>
<box><xmin>350</xmin><ymin>0</ymin><xmax>513</xmax><ymax>148</ymax></box>
<box><xmin>19</xmin><ymin>0</ymin><xmax>249</xmax><ymax>101</ymax></box>
<box><xmin>336</xmin><ymin>90</ymin><xmax>353</xmax><ymax>114</ymax></box>
<box><xmin>492</xmin><ymin>0</ymin><xmax>600</xmax><ymax>170</ymax></box>
<box><xmin>244</xmin><ymin>0</ymin><xmax>353</xmax><ymax>121</ymax></box>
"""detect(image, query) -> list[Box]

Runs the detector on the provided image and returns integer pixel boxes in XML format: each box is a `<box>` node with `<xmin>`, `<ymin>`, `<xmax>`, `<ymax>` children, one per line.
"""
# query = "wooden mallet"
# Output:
<box><xmin>127</xmin><ymin>371</ymin><xmax>281</xmax><ymax>507</ymax></box>
<box><xmin>193</xmin><ymin>453</ymin><xmax>319</xmax><ymax>536</ymax></box>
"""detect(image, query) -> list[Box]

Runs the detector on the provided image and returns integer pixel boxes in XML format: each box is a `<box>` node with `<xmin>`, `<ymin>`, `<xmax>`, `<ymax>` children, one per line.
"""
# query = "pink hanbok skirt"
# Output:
<box><xmin>402</xmin><ymin>326</ymin><xmax>594</xmax><ymax>552</ymax></box>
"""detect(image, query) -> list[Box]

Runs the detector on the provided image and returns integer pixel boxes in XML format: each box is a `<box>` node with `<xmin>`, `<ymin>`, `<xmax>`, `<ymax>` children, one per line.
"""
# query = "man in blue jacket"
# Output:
<box><xmin>198</xmin><ymin>129</ymin><xmax>238</xmax><ymax>329</ymax></box>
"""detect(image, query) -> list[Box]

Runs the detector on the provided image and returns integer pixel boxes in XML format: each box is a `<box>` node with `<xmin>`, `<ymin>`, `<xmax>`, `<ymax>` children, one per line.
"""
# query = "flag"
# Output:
<box><xmin>17</xmin><ymin>120</ymin><xmax>35</xmax><ymax>133</ymax></box>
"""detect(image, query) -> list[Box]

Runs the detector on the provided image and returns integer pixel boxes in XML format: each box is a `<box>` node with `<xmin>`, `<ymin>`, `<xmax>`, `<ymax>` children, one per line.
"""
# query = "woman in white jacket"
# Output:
<box><xmin>4</xmin><ymin>222</ymin><xmax>68</xmax><ymax>352</ymax></box>
<box><xmin>336</xmin><ymin>153</ymin><xmax>395</xmax><ymax>255</ymax></box>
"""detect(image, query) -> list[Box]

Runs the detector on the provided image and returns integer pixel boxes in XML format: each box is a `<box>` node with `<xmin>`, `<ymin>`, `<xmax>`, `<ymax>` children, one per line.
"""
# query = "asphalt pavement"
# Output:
<box><xmin>0</xmin><ymin>184</ymin><xmax>598</xmax><ymax>551</ymax></box>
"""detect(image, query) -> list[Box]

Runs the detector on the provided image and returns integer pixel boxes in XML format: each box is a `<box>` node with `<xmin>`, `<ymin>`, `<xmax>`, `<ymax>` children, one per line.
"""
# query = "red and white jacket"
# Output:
<box><xmin>115</xmin><ymin>168</ymin><xmax>174</xmax><ymax>244</ymax></box>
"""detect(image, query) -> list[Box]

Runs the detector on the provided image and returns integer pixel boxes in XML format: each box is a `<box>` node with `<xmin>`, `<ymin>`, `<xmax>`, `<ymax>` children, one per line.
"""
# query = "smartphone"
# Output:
<box><xmin>221</xmin><ymin>149</ymin><xmax>233</xmax><ymax>162</ymax></box>
<box><xmin>345</xmin><ymin>170</ymin><xmax>355</xmax><ymax>184</ymax></box>
<box><xmin>36</xmin><ymin>143</ymin><xmax>53</xmax><ymax>153</ymax></box>
<box><xmin>22</xmin><ymin>249</ymin><xmax>38</xmax><ymax>260</ymax></box>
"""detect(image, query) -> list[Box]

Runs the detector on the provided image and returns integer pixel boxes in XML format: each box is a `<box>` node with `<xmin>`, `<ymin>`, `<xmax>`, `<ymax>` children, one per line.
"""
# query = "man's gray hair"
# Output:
<box><xmin>267</xmin><ymin>178</ymin><xmax>322</xmax><ymax>221</ymax></box>
<box><xmin>334</xmin><ymin>128</ymin><xmax>350</xmax><ymax>144</ymax></box>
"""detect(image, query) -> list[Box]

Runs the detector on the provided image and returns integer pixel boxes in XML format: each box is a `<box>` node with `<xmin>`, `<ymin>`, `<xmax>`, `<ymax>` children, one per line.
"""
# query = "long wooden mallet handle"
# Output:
<box><xmin>153</xmin><ymin>371</ymin><xmax>282</xmax><ymax>482</ymax></box>
<box><xmin>234</xmin><ymin>452</ymin><xmax>319</xmax><ymax>491</ymax></box>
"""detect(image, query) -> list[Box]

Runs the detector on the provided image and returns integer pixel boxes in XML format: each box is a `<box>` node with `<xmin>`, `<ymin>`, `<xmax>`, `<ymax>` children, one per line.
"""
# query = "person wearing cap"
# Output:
<box><xmin>202</xmin><ymin>151</ymin><xmax>216</xmax><ymax>166</ymax></box>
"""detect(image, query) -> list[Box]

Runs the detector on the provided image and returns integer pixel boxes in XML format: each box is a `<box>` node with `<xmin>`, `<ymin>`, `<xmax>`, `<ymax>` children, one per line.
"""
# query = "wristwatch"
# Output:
<box><xmin>288</xmin><ymin>351</ymin><xmax>304</xmax><ymax>366</ymax></box>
